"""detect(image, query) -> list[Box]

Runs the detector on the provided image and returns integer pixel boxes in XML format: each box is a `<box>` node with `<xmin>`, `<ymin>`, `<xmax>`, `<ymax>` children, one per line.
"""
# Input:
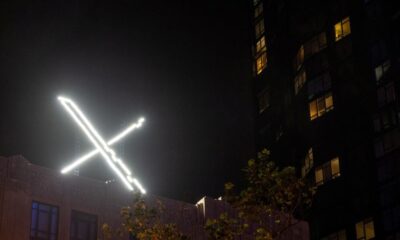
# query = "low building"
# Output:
<box><xmin>0</xmin><ymin>155</ymin><xmax>308</xmax><ymax>239</ymax></box>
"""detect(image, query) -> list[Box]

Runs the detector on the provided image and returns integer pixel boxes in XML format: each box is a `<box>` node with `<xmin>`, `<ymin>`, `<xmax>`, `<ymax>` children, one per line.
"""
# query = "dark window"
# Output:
<box><xmin>306</xmin><ymin>53</ymin><xmax>329</xmax><ymax>77</ymax></box>
<box><xmin>30</xmin><ymin>201</ymin><xmax>59</xmax><ymax>240</ymax></box>
<box><xmin>70</xmin><ymin>211</ymin><xmax>97</xmax><ymax>240</ymax></box>
<box><xmin>377</xmin><ymin>81</ymin><xmax>396</xmax><ymax>107</ymax></box>
<box><xmin>307</xmin><ymin>72</ymin><xmax>332</xmax><ymax>99</ymax></box>
<box><xmin>375</xmin><ymin>60</ymin><xmax>391</xmax><ymax>84</ymax></box>
<box><xmin>373</xmin><ymin>108</ymin><xmax>398</xmax><ymax>133</ymax></box>
<box><xmin>370</xmin><ymin>40</ymin><xmax>388</xmax><ymax>65</ymax></box>
<box><xmin>258</xmin><ymin>90</ymin><xmax>270</xmax><ymax>114</ymax></box>
<box><xmin>374</xmin><ymin>129</ymin><xmax>400</xmax><ymax>157</ymax></box>
<box><xmin>321</xmin><ymin>229</ymin><xmax>346</xmax><ymax>240</ymax></box>
<box><xmin>304</xmin><ymin>32</ymin><xmax>327</xmax><ymax>58</ymax></box>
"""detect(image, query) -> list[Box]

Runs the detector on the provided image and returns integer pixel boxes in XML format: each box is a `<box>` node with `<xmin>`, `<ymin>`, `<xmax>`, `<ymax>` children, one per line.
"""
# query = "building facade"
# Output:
<box><xmin>0</xmin><ymin>155</ymin><xmax>308</xmax><ymax>239</ymax></box>
<box><xmin>250</xmin><ymin>0</ymin><xmax>400</xmax><ymax>239</ymax></box>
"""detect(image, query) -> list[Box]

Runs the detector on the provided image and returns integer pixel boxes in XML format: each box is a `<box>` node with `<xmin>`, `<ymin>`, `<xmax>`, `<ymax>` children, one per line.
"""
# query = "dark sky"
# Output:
<box><xmin>0</xmin><ymin>0</ymin><xmax>255</xmax><ymax>202</ymax></box>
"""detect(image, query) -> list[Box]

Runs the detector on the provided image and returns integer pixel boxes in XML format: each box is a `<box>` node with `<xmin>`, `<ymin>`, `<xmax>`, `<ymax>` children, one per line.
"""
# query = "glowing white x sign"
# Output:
<box><xmin>58</xmin><ymin>96</ymin><xmax>146</xmax><ymax>194</ymax></box>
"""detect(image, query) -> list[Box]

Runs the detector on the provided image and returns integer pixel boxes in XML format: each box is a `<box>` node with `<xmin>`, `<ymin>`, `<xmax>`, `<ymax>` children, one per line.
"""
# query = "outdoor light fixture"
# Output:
<box><xmin>58</xmin><ymin>96</ymin><xmax>146</xmax><ymax>194</ymax></box>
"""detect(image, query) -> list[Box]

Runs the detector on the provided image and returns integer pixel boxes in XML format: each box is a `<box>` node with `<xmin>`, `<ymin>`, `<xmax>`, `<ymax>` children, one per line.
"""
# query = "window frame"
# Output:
<box><xmin>374</xmin><ymin>60</ymin><xmax>391</xmax><ymax>84</ymax></box>
<box><xmin>70</xmin><ymin>210</ymin><xmax>98</xmax><ymax>240</ymax></box>
<box><xmin>258</xmin><ymin>90</ymin><xmax>270</xmax><ymax>114</ymax></box>
<box><xmin>254</xmin><ymin>2</ymin><xmax>263</xmax><ymax>18</ymax></box>
<box><xmin>256</xmin><ymin>52</ymin><xmax>267</xmax><ymax>75</ymax></box>
<box><xmin>355</xmin><ymin>218</ymin><xmax>375</xmax><ymax>240</ymax></box>
<box><xmin>301</xmin><ymin>148</ymin><xmax>314</xmax><ymax>177</ymax></box>
<box><xmin>309</xmin><ymin>92</ymin><xmax>334</xmax><ymax>120</ymax></box>
<box><xmin>294</xmin><ymin>68</ymin><xmax>307</xmax><ymax>95</ymax></box>
<box><xmin>334</xmin><ymin>17</ymin><xmax>351</xmax><ymax>41</ymax></box>
<box><xmin>314</xmin><ymin>157</ymin><xmax>341</xmax><ymax>186</ymax></box>
<box><xmin>30</xmin><ymin>201</ymin><xmax>59</xmax><ymax>240</ymax></box>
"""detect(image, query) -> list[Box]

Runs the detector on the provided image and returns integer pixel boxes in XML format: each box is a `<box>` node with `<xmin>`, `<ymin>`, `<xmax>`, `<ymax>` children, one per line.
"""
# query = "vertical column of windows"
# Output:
<box><xmin>293</xmin><ymin>32</ymin><xmax>327</xmax><ymax>95</ymax></box>
<box><xmin>253</xmin><ymin>1</ymin><xmax>267</xmax><ymax>75</ymax></box>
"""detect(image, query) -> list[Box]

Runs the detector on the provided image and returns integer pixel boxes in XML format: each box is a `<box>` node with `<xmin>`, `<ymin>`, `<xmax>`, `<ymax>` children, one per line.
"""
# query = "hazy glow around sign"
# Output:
<box><xmin>58</xmin><ymin>96</ymin><xmax>146</xmax><ymax>194</ymax></box>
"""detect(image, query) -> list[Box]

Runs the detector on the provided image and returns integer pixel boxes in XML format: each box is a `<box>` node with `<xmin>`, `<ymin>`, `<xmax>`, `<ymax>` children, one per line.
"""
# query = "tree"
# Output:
<box><xmin>102</xmin><ymin>149</ymin><xmax>314</xmax><ymax>240</ymax></box>
<box><xmin>204</xmin><ymin>149</ymin><xmax>315</xmax><ymax>240</ymax></box>
<box><xmin>102</xmin><ymin>195</ymin><xmax>189</xmax><ymax>240</ymax></box>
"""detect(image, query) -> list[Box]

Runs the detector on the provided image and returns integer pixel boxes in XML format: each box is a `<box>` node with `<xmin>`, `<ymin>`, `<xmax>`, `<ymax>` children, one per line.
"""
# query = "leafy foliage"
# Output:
<box><xmin>102</xmin><ymin>195</ymin><xmax>188</xmax><ymax>240</ymax></box>
<box><xmin>205</xmin><ymin>149</ymin><xmax>315</xmax><ymax>239</ymax></box>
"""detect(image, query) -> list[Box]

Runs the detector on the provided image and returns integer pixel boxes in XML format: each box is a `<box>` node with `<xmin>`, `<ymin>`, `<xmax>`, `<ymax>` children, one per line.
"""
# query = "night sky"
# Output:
<box><xmin>0</xmin><ymin>0</ymin><xmax>255</xmax><ymax>202</ymax></box>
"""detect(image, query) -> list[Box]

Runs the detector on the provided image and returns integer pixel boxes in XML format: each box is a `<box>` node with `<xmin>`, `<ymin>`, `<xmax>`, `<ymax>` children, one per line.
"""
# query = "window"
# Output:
<box><xmin>374</xmin><ymin>60</ymin><xmax>391</xmax><ymax>83</ymax></box>
<box><xmin>377</xmin><ymin>81</ymin><xmax>396</xmax><ymax>107</ymax></box>
<box><xmin>307</xmin><ymin>72</ymin><xmax>332</xmax><ymax>99</ymax></box>
<box><xmin>254</xmin><ymin>2</ymin><xmax>263</xmax><ymax>18</ymax></box>
<box><xmin>370</xmin><ymin>40</ymin><xmax>387</xmax><ymax>65</ymax></box>
<box><xmin>374</xmin><ymin>129</ymin><xmax>400</xmax><ymax>157</ymax></box>
<box><xmin>306</xmin><ymin>53</ymin><xmax>329</xmax><ymax>77</ymax></box>
<box><xmin>70</xmin><ymin>211</ymin><xmax>97</xmax><ymax>240</ymax></box>
<box><xmin>256</xmin><ymin>36</ymin><xmax>267</xmax><ymax>54</ymax></box>
<box><xmin>373</xmin><ymin>108</ymin><xmax>397</xmax><ymax>133</ymax></box>
<box><xmin>315</xmin><ymin>157</ymin><xmax>340</xmax><ymax>186</ymax></box>
<box><xmin>321</xmin><ymin>229</ymin><xmax>347</xmax><ymax>240</ymax></box>
<box><xmin>256</xmin><ymin>52</ymin><xmax>267</xmax><ymax>74</ymax></box>
<box><xmin>304</xmin><ymin>32</ymin><xmax>327</xmax><ymax>58</ymax></box>
<box><xmin>355</xmin><ymin>219</ymin><xmax>375</xmax><ymax>240</ymax></box>
<box><xmin>255</xmin><ymin>20</ymin><xmax>265</xmax><ymax>39</ymax></box>
<box><xmin>334</xmin><ymin>17</ymin><xmax>351</xmax><ymax>41</ymax></box>
<box><xmin>30</xmin><ymin>201</ymin><xmax>59</xmax><ymax>240</ymax></box>
<box><xmin>294</xmin><ymin>45</ymin><xmax>305</xmax><ymax>71</ymax></box>
<box><xmin>383</xmin><ymin>206</ymin><xmax>400</xmax><ymax>232</ymax></box>
<box><xmin>309</xmin><ymin>92</ymin><xmax>334</xmax><ymax>120</ymax></box>
<box><xmin>301</xmin><ymin>148</ymin><xmax>313</xmax><ymax>177</ymax></box>
<box><xmin>294</xmin><ymin>69</ymin><xmax>307</xmax><ymax>95</ymax></box>
<box><xmin>258</xmin><ymin>90</ymin><xmax>270</xmax><ymax>113</ymax></box>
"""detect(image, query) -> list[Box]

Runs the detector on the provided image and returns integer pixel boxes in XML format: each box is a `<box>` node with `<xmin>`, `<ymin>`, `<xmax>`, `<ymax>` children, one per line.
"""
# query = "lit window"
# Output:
<box><xmin>258</xmin><ymin>90</ymin><xmax>270</xmax><ymax>113</ymax></box>
<box><xmin>256</xmin><ymin>52</ymin><xmax>267</xmax><ymax>75</ymax></box>
<box><xmin>335</xmin><ymin>17</ymin><xmax>351</xmax><ymax>41</ymax></box>
<box><xmin>314</xmin><ymin>157</ymin><xmax>341</xmax><ymax>186</ymax></box>
<box><xmin>356</xmin><ymin>219</ymin><xmax>375</xmax><ymax>240</ymax></box>
<box><xmin>30</xmin><ymin>201</ymin><xmax>59</xmax><ymax>240</ymax></box>
<box><xmin>294</xmin><ymin>68</ymin><xmax>307</xmax><ymax>95</ymax></box>
<box><xmin>374</xmin><ymin>60</ymin><xmax>391</xmax><ymax>83</ymax></box>
<box><xmin>307</xmin><ymin>72</ymin><xmax>332</xmax><ymax>99</ymax></box>
<box><xmin>294</xmin><ymin>45</ymin><xmax>304</xmax><ymax>71</ymax></box>
<box><xmin>256</xmin><ymin>36</ymin><xmax>267</xmax><ymax>54</ymax></box>
<box><xmin>255</xmin><ymin>20</ymin><xmax>265</xmax><ymax>39</ymax></box>
<box><xmin>304</xmin><ymin>32</ymin><xmax>327</xmax><ymax>58</ymax></box>
<box><xmin>331</xmin><ymin>157</ymin><xmax>340</xmax><ymax>178</ymax></box>
<box><xmin>70</xmin><ymin>211</ymin><xmax>97</xmax><ymax>240</ymax></box>
<box><xmin>301</xmin><ymin>148</ymin><xmax>313</xmax><ymax>177</ymax></box>
<box><xmin>315</xmin><ymin>168</ymin><xmax>324</xmax><ymax>186</ymax></box>
<box><xmin>254</xmin><ymin>2</ymin><xmax>263</xmax><ymax>18</ymax></box>
<box><xmin>309</xmin><ymin>92</ymin><xmax>334</xmax><ymax>120</ymax></box>
<box><xmin>321</xmin><ymin>229</ymin><xmax>347</xmax><ymax>240</ymax></box>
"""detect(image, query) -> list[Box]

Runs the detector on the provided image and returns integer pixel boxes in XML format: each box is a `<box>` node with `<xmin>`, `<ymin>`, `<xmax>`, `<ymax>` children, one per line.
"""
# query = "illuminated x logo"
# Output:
<box><xmin>58</xmin><ymin>96</ymin><xmax>146</xmax><ymax>194</ymax></box>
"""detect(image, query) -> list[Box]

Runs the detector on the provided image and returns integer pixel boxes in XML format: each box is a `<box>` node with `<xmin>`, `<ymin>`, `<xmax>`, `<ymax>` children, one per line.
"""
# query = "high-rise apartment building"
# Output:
<box><xmin>250</xmin><ymin>0</ymin><xmax>400</xmax><ymax>239</ymax></box>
